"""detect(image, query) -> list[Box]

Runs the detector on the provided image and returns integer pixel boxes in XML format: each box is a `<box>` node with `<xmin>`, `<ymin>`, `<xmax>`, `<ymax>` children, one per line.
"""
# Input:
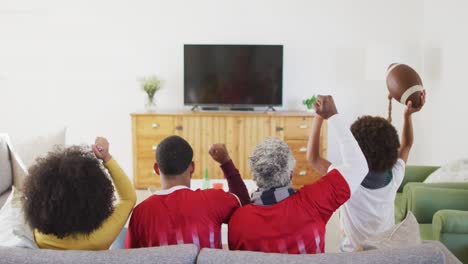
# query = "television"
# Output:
<box><xmin>184</xmin><ymin>44</ymin><xmax>283</xmax><ymax>108</ymax></box>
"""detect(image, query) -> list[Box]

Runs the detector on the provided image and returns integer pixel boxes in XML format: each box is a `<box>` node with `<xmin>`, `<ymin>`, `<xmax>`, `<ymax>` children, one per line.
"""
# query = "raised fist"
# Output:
<box><xmin>208</xmin><ymin>144</ymin><xmax>231</xmax><ymax>165</ymax></box>
<box><xmin>313</xmin><ymin>95</ymin><xmax>338</xmax><ymax>120</ymax></box>
<box><xmin>92</xmin><ymin>137</ymin><xmax>112</xmax><ymax>162</ymax></box>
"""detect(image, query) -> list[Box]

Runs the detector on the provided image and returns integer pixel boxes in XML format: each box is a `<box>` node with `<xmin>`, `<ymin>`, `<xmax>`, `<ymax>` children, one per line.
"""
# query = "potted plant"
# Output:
<box><xmin>302</xmin><ymin>95</ymin><xmax>317</xmax><ymax>111</ymax></box>
<box><xmin>139</xmin><ymin>75</ymin><xmax>163</xmax><ymax>112</ymax></box>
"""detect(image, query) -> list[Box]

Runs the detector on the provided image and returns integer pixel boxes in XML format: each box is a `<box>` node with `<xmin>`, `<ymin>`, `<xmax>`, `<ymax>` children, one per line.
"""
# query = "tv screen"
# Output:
<box><xmin>184</xmin><ymin>45</ymin><xmax>283</xmax><ymax>107</ymax></box>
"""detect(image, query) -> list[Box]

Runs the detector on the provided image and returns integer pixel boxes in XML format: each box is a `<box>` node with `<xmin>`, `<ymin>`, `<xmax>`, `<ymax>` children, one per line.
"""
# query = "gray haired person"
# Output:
<box><xmin>249</xmin><ymin>137</ymin><xmax>296</xmax><ymax>205</ymax></box>
<box><xmin>228</xmin><ymin>95</ymin><xmax>369</xmax><ymax>254</ymax></box>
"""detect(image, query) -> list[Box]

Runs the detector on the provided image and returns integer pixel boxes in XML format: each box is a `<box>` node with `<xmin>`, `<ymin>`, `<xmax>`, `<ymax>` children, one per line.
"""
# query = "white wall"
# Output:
<box><xmin>417</xmin><ymin>0</ymin><xmax>468</xmax><ymax>165</ymax></box>
<box><xmin>2</xmin><ymin>0</ymin><xmax>462</xmax><ymax>179</ymax></box>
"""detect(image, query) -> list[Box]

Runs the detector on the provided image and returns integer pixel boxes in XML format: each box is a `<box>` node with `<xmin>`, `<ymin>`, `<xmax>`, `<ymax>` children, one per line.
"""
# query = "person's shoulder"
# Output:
<box><xmin>393</xmin><ymin>158</ymin><xmax>405</xmax><ymax>169</ymax></box>
<box><xmin>392</xmin><ymin>159</ymin><xmax>406</xmax><ymax>175</ymax></box>
<box><xmin>389</xmin><ymin>158</ymin><xmax>406</xmax><ymax>185</ymax></box>
<box><xmin>133</xmin><ymin>195</ymin><xmax>159</xmax><ymax>212</ymax></box>
<box><xmin>198</xmin><ymin>189</ymin><xmax>241</xmax><ymax>205</ymax></box>
<box><xmin>230</xmin><ymin>203</ymin><xmax>255</xmax><ymax>218</ymax></box>
<box><xmin>197</xmin><ymin>188</ymin><xmax>232</xmax><ymax>198</ymax></box>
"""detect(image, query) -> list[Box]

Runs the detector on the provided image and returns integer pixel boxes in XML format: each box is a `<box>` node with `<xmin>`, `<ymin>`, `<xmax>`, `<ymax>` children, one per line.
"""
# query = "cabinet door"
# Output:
<box><xmin>132</xmin><ymin>115</ymin><xmax>176</xmax><ymax>189</ymax></box>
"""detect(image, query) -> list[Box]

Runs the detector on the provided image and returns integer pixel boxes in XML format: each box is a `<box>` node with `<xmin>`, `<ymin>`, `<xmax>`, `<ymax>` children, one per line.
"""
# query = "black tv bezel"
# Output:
<box><xmin>183</xmin><ymin>44</ymin><xmax>284</xmax><ymax>108</ymax></box>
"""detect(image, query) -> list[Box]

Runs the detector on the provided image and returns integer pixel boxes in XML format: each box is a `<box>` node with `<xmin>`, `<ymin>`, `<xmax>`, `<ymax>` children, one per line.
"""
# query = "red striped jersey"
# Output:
<box><xmin>125</xmin><ymin>186</ymin><xmax>240</xmax><ymax>249</ymax></box>
<box><xmin>228</xmin><ymin>169</ymin><xmax>350</xmax><ymax>254</ymax></box>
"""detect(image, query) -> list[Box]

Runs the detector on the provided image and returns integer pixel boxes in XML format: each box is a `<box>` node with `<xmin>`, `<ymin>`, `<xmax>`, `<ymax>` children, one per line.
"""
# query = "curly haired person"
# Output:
<box><xmin>309</xmin><ymin>92</ymin><xmax>426</xmax><ymax>251</ymax></box>
<box><xmin>22</xmin><ymin>137</ymin><xmax>136</xmax><ymax>250</ymax></box>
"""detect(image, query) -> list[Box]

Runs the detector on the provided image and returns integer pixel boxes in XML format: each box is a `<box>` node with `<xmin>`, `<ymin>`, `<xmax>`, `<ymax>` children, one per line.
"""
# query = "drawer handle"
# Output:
<box><xmin>299</xmin><ymin>124</ymin><xmax>309</xmax><ymax>129</ymax></box>
<box><xmin>276</xmin><ymin>126</ymin><xmax>284</xmax><ymax>132</ymax></box>
<box><xmin>151</xmin><ymin>123</ymin><xmax>159</xmax><ymax>129</ymax></box>
<box><xmin>175</xmin><ymin>125</ymin><xmax>183</xmax><ymax>131</ymax></box>
<box><xmin>152</xmin><ymin>145</ymin><xmax>158</xmax><ymax>151</ymax></box>
<box><xmin>299</xmin><ymin>170</ymin><xmax>307</xmax><ymax>176</ymax></box>
<box><xmin>299</xmin><ymin>147</ymin><xmax>307</xmax><ymax>152</ymax></box>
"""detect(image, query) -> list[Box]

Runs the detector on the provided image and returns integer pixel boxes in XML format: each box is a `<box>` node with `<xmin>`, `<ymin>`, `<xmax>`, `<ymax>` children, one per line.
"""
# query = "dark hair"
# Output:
<box><xmin>351</xmin><ymin>116</ymin><xmax>400</xmax><ymax>172</ymax></box>
<box><xmin>22</xmin><ymin>146</ymin><xmax>115</xmax><ymax>238</ymax></box>
<box><xmin>156</xmin><ymin>135</ymin><xmax>193</xmax><ymax>176</ymax></box>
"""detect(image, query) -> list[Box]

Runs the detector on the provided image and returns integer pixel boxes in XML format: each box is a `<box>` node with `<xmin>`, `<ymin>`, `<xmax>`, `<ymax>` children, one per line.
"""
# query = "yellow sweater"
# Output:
<box><xmin>34</xmin><ymin>158</ymin><xmax>137</xmax><ymax>250</ymax></box>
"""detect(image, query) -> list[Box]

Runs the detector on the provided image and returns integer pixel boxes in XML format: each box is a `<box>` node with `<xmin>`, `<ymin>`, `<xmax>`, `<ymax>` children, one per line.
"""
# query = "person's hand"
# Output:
<box><xmin>404</xmin><ymin>90</ymin><xmax>426</xmax><ymax>117</ymax></box>
<box><xmin>313</xmin><ymin>95</ymin><xmax>338</xmax><ymax>120</ymax></box>
<box><xmin>208</xmin><ymin>144</ymin><xmax>231</xmax><ymax>165</ymax></box>
<box><xmin>92</xmin><ymin>137</ymin><xmax>112</xmax><ymax>162</ymax></box>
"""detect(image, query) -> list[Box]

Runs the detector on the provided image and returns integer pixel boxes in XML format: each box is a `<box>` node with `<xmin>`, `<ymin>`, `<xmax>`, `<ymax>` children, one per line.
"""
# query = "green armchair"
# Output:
<box><xmin>395</xmin><ymin>165</ymin><xmax>468</xmax><ymax>263</ymax></box>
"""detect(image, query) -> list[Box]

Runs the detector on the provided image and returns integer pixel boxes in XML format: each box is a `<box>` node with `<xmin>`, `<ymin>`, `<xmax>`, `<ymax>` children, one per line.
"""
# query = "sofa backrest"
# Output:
<box><xmin>197</xmin><ymin>242</ymin><xmax>449</xmax><ymax>264</ymax></box>
<box><xmin>399</xmin><ymin>165</ymin><xmax>440</xmax><ymax>193</ymax></box>
<box><xmin>0</xmin><ymin>244</ymin><xmax>199</xmax><ymax>264</ymax></box>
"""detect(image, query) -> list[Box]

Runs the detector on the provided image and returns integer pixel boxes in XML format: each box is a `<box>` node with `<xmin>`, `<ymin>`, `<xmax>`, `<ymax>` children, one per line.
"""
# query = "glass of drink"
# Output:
<box><xmin>212</xmin><ymin>182</ymin><xmax>224</xmax><ymax>190</ymax></box>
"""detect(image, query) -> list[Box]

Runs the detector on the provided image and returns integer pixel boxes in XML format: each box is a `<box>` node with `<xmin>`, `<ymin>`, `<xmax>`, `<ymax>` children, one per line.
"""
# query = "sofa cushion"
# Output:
<box><xmin>0</xmin><ymin>244</ymin><xmax>198</xmax><ymax>264</ymax></box>
<box><xmin>363</xmin><ymin>211</ymin><xmax>421</xmax><ymax>250</ymax></box>
<box><xmin>11</xmin><ymin>128</ymin><xmax>66</xmax><ymax>169</ymax></box>
<box><xmin>424</xmin><ymin>159</ymin><xmax>468</xmax><ymax>183</ymax></box>
<box><xmin>0</xmin><ymin>137</ymin><xmax>13</xmax><ymax>195</ymax></box>
<box><xmin>9</xmin><ymin>128</ymin><xmax>66</xmax><ymax>189</ymax></box>
<box><xmin>0</xmin><ymin>187</ymin><xmax>37</xmax><ymax>248</ymax></box>
<box><xmin>196</xmin><ymin>243</ymin><xmax>445</xmax><ymax>264</ymax></box>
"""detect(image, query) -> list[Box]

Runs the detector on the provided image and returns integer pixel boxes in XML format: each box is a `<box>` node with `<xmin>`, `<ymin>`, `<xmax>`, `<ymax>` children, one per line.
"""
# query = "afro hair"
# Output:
<box><xmin>22</xmin><ymin>146</ymin><xmax>115</xmax><ymax>238</ymax></box>
<box><xmin>351</xmin><ymin>116</ymin><xmax>400</xmax><ymax>172</ymax></box>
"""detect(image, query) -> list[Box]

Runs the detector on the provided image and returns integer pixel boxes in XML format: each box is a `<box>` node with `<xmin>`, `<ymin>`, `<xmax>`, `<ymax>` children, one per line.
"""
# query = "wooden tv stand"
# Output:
<box><xmin>131</xmin><ymin>111</ymin><xmax>327</xmax><ymax>190</ymax></box>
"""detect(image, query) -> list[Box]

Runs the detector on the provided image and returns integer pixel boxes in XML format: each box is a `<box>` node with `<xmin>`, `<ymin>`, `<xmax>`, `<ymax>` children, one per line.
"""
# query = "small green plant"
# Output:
<box><xmin>139</xmin><ymin>75</ymin><xmax>163</xmax><ymax>102</ymax></box>
<box><xmin>302</xmin><ymin>95</ymin><xmax>317</xmax><ymax>110</ymax></box>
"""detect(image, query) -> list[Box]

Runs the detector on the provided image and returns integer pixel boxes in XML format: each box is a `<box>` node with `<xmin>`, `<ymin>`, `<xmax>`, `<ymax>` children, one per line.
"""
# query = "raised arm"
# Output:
<box><xmin>399</xmin><ymin>90</ymin><xmax>425</xmax><ymax>163</ymax></box>
<box><xmin>209</xmin><ymin>144</ymin><xmax>250</xmax><ymax>205</ymax></box>
<box><xmin>314</xmin><ymin>95</ymin><xmax>368</xmax><ymax>194</ymax></box>
<box><xmin>91</xmin><ymin>137</ymin><xmax>137</xmax><ymax>248</ymax></box>
<box><xmin>307</xmin><ymin>115</ymin><xmax>331</xmax><ymax>176</ymax></box>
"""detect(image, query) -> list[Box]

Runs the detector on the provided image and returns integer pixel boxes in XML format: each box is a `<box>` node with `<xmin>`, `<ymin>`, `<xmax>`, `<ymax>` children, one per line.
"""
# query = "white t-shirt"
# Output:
<box><xmin>339</xmin><ymin>159</ymin><xmax>406</xmax><ymax>252</ymax></box>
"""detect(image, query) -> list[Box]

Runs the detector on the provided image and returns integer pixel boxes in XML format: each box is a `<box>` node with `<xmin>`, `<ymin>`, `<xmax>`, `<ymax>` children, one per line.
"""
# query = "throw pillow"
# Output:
<box><xmin>0</xmin><ymin>187</ymin><xmax>37</xmax><ymax>248</ymax></box>
<box><xmin>0</xmin><ymin>135</ymin><xmax>13</xmax><ymax>195</ymax></box>
<box><xmin>424</xmin><ymin>159</ymin><xmax>468</xmax><ymax>183</ymax></box>
<box><xmin>362</xmin><ymin>211</ymin><xmax>421</xmax><ymax>250</ymax></box>
<box><xmin>10</xmin><ymin>128</ymin><xmax>66</xmax><ymax>188</ymax></box>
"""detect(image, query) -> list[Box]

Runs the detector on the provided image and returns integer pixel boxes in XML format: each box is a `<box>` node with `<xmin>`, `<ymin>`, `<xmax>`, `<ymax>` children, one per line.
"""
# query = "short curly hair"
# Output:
<box><xmin>156</xmin><ymin>135</ymin><xmax>193</xmax><ymax>176</ymax></box>
<box><xmin>249</xmin><ymin>137</ymin><xmax>296</xmax><ymax>190</ymax></box>
<box><xmin>351</xmin><ymin>116</ymin><xmax>400</xmax><ymax>172</ymax></box>
<box><xmin>22</xmin><ymin>146</ymin><xmax>115</xmax><ymax>238</ymax></box>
